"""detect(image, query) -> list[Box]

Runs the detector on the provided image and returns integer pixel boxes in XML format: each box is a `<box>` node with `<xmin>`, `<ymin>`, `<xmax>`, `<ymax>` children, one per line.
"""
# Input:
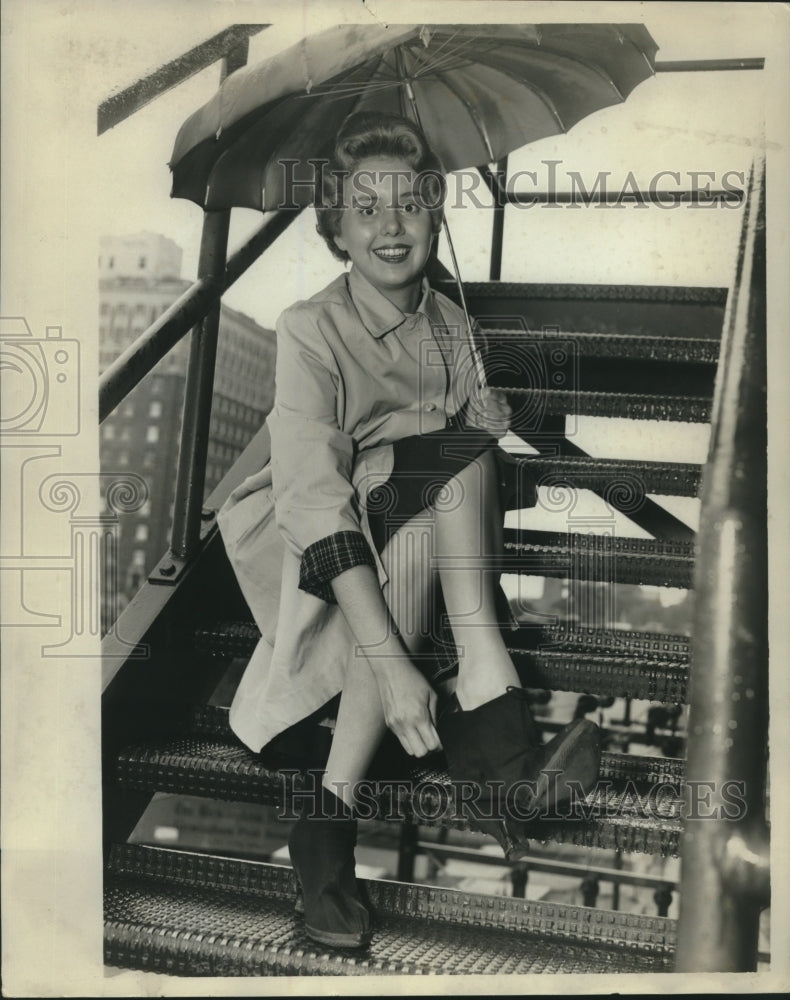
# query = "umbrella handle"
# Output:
<box><xmin>400</xmin><ymin>69</ymin><xmax>487</xmax><ymax>389</ymax></box>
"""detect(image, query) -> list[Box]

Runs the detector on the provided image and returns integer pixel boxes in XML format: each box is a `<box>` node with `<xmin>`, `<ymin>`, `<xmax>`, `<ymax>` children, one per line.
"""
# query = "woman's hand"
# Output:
<box><xmin>330</xmin><ymin>563</ymin><xmax>442</xmax><ymax>758</ymax></box>
<box><xmin>463</xmin><ymin>387</ymin><xmax>512</xmax><ymax>439</ymax></box>
<box><xmin>371</xmin><ymin>656</ymin><xmax>442</xmax><ymax>758</ymax></box>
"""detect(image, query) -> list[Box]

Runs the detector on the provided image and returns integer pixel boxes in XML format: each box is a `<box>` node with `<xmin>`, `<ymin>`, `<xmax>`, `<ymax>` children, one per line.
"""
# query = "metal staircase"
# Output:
<box><xmin>99</xmin><ymin>28</ymin><xmax>768</xmax><ymax>978</ymax></box>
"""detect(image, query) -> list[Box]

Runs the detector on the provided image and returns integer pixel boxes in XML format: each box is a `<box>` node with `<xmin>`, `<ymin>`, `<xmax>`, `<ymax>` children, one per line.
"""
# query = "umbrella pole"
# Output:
<box><xmin>439</xmin><ymin>218</ymin><xmax>488</xmax><ymax>389</ymax></box>
<box><xmin>399</xmin><ymin>72</ymin><xmax>488</xmax><ymax>388</ymax></box>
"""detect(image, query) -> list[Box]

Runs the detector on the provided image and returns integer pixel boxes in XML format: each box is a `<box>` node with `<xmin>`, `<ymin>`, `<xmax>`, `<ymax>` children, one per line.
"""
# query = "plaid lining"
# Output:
<box><xmin>299</xmin><ymin>530</ymin><xmax>376</xmax><ymax>604</ymax></box>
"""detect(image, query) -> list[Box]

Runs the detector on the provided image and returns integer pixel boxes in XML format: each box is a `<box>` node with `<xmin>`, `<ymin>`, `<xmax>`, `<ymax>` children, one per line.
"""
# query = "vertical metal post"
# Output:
<box><xmin>675</xmin><ymin>159</ymin><xmax>768</xmax><ymax>972</ymax></box>
<box><xmin>170</xmin><ymin>40</ymin><xmax>249</xmax><ymax>559</ymax></box>
<box><xmin>611</xmin><ymin>850</ymin><xmax>622</xmax><ymax>910</ymax></box>
<box><xmin>489</xmin><ymin>156</ymin><xmax>507</xmax><ymax>281</ymax></box>
<box><xmin>511</xmin><ymin>861</ymin><xmax>528</xmax><ymax>899</ymax></box>
<box><xmin>654</xmin><ymin>885</ymin><xmax>673</xmax><ymax>917</ymax></box>
<box><xmin>397</xmin><ymin>820</ymin><xmax>418</xmax><ymax>883</ymax></box>
<box><xmin>581</xmin><ymin>875</ymin><xmax>599</xmax><ymax>908</ymax></box>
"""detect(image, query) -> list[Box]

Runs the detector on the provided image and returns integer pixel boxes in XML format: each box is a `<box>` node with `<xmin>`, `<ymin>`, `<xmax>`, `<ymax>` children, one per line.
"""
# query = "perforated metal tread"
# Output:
<box><xmin>516</xmin><ymin>455</ymin><xmax>702</xmax><ymax>498</ymax></box>
<box><xmin>195</xmin><ymin>622</ymin><xmax>690</xmax><ymax>705</ymax></box>
<box><xmin>457</xmin><ymin>280</ymin><xmax>727</xmax><ymax>305</ymax></box>
<box><xmin>502</xmin><ymin>530</ymin><xmax>695</xmax><ymax>589</ymax></box>
<box><xmin>501</xmin><ymin>387</ymin><xmax>711</xmax><ymax>423</ymax></box>
<box><xmin>187</xmin><ymin>704</ymin><xmax>688</xmax><ymax>789</ymax></box>
<box><xmin>510</xmin><ymin>623</ymin><xmax>690</xmax><ymax>704</ymax></box>
<box><xmin>104</xmin><ymin>844</ymin><xmax>675</xmax><ymax>976</ymax></box>
<box><xmin>482</xmin><ymin>328</ymin><xmax>719</xmax><ymax>364</ymax></box>
<box><xmin>115</xmin><ymin>730</ymin><xmax>685</xmax><ymax>856</ymax></box>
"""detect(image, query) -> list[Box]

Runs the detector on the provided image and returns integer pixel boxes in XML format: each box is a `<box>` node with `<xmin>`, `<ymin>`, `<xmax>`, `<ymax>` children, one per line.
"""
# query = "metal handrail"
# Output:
<box><xmin>675</xmin><ymin>156</ymin><xmax>768</xmax><ymax>972</ymax></box>
<box><xmin>97</xmin><ymin>25</ymin><xmax>268</xmax><ymax>134</ymax></box>
<box><xmin>654</xmin><ymin>58</ymin><xmax>764</xmax><ymax>72</ymax></box>
<box><xmin>99</xmin><ymin>207</ymin><xmax>299</xmax><ymax>423</ymax></box>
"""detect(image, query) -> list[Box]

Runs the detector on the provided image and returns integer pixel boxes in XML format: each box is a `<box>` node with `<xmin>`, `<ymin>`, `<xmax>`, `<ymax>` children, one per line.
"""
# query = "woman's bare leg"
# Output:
<box><xmin>433</xmin><ymin>449</ymin><xmax>520</xmax><ymax>710</ymax></box>
<box><xmin>322</xmin><ymin>513</ymin><xmax>438</xmax><ymax>808</ymax></box>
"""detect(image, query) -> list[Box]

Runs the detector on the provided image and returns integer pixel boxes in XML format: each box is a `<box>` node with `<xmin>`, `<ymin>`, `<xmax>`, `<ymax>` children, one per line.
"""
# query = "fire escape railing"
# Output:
<box><xmin>675</xmin><ymin>157</ymin><xmax>769</xmax><ymax>972</ymax></box>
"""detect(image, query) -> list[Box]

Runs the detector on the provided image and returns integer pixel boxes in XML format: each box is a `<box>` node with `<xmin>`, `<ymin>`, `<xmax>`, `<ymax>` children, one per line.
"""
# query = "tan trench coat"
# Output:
<box><xmin>217</xmin><ymin>265</ymin><xmax>478</xmax><ymax>753</ymax></box>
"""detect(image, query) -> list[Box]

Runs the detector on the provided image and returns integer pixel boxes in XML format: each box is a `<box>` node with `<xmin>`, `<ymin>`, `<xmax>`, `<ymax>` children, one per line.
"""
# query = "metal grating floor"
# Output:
<box><xmin>105</xmin><ymin>844</ymin><xmax>676</xmax><ymax>977</ymax></box>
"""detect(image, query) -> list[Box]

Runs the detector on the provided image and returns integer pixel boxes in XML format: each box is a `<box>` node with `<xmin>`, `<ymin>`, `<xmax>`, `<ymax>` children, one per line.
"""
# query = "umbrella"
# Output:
<box><xmin>169</xmin><ymin>22</ymin><xmax>658</xmax><ymax>382</ymax></box>
<box><xmin>170</xmin><ymin>22</ymin><xmax>658</xmax><ymax>212</ymax></box>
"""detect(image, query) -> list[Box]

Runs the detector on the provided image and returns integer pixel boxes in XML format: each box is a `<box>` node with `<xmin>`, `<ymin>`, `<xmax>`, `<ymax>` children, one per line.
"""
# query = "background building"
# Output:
<box><xmin>99</xmin><ymin>233</ymin><xmax>276</xmax><ymax>620</ymax></box>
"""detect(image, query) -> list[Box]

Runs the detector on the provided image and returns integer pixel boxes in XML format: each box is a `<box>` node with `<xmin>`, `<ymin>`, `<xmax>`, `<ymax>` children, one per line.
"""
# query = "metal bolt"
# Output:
<box><xmin>160</xmin><ymin>563</ymin><xmax>176</xmax><ymax>577</ymax></box>
<box><xmin>201</xmin><ymin>509</ymin><xmax>216</xmax><ymax>521</ymax></box>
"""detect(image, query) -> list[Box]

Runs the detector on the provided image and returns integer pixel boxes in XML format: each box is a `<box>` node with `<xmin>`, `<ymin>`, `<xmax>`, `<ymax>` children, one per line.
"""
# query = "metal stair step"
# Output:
<box><xmin>483</xmin><ymin>328</ymin><xmax>719</xmax><ymax>364</ymax></box>
<box><xmin>510</xmin><ymin>623</ymin><xmax>690</xmax><ymax>703</ymax></box>
<box><xmin>517</xmin><ymin>455</ymin><xmax>702</xmax><ymax>498</ymax></box>
<box><xmin>451</xmin><ymin>280</ymin><xmax>727</xmax><ymax>343</ymax></box>
<box><xmin>104</xmin><ymin>843</ymin><xmax>675</xmax><ymax>976</ymax></box>
<box><xmin>501</xmin><ymin>530</ymin><xmax>695</xmax><ymax>589</ymax></box>
<box><xmin>115</xmin><ymin>728</ymin><xmax>685</xmax><ymax>857</ymax></box>
<box><xmin>501</xmin><ymin>387</ymin><xmax>711</xmax><ymax>423</ymax></box>
<box><xmin>194</xmin><ymin>621</ymin><xmax>691</xmax><ymax>704</ymax></box>
<box><xmin>189</xmin><ymin>704</ymin><xmax>688</xmax><ymax>788</ymax></box>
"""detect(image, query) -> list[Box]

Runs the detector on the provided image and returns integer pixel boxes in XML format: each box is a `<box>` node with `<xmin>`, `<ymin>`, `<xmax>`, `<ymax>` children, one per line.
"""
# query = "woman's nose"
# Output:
<box><xmin>380</xmin><ymin>209</ymin><xmax>404</xmax><ymax>235</ymax></box>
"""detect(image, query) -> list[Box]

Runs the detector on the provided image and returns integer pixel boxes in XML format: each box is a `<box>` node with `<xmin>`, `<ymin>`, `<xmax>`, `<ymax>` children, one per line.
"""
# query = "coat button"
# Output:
<box><xmin>423</xmin><ymin>402</ymin><xmax>437</xmax><ymax>412</ymax></box>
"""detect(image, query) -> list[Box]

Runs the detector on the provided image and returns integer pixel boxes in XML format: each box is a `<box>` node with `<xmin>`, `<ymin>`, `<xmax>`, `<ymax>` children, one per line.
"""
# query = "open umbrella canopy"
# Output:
<box><xmin>170</xmin><ymin>22</ymin><xmax>658</xmax><ymax>212</ymax></box>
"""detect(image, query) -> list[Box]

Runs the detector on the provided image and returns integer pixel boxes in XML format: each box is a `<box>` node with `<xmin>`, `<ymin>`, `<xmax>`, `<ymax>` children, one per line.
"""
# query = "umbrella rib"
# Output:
<box><xmin>413</xmin><ymin>27</ymin><xmax>463</xmax><ymax>68</ymax></box>
<box><xmin>408</xmin><ymin>37</ymin><xmax>480</xmax><ymax>80</ymax></box>
<box><xmin>295</xmin><ymin>79</ymin><xmax>402</xmax><ymax>101</ymax></box>
<box><xmin>458</xmin><ymin>54</ymin><xmax>568</xmax><ymax>132</ymax></box>
<box><xmin>430</xmin><ymin>69</ymin><xmax>497</xmax><ymax>163</ymax></box>
<box><xmin>533</xmin><ymin>41</ymin><xmax>628</xmax><ymax>100</ymax></box>
<box><xmin>475</xmin><ymin>41</ymin><xmax>628</xmax><ymax>102</ymax></box>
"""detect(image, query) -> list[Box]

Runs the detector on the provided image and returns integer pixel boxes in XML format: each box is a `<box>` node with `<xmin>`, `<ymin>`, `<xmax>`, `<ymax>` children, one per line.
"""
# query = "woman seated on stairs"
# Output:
<box><xmin>217</xmin><ymin>111</ymin><xmax>601</xmax><ymax>949</ymax></box>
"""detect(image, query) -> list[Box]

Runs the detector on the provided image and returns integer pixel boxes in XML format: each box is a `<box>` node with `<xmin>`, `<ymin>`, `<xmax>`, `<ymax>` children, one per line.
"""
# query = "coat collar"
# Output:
<box><xmin>346</xmin><ymin>265</ymin><xmax>432</xmax><ymax>339</ymax></box>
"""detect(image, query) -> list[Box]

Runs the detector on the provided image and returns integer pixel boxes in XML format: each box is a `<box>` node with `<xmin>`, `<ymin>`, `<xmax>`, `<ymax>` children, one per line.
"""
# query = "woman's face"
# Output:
<box><xmin>334</xmin><ymin>155</ymin><xmax>435</xmax><ymax>311</ymax></box>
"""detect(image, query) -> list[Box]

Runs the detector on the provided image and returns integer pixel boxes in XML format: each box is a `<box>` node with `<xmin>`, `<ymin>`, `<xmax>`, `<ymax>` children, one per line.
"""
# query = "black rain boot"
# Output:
<box><xmin>437</xmin><ymin>687</ymin><xmax>601</xmax><ymax>861</ymax></box>
<box><xmin>288</xmin><ymin>783</ymin><xmax>372</xmax><ymax>949</ymax></box>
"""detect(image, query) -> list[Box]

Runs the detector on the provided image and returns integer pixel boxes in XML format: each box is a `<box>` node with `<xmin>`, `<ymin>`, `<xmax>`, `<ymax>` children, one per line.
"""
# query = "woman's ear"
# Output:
<box><xmin>334</xmin><ymin>233</ymin><xmax>348</xmax><ymax>254</ymax></box>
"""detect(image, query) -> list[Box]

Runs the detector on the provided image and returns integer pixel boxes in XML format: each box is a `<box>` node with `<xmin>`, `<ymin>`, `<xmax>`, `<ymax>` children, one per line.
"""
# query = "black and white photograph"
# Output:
<box><xmin>1</xmin><ymin>1</ymin><xmax>788</xmax><ymax>994</ymax></box>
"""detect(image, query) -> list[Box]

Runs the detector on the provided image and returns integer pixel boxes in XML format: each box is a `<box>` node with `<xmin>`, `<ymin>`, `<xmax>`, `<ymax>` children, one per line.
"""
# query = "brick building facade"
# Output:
<box><xmin>99</xmin><ymin>233</ymin><xmax>275</xmax><ymax>609</ymax></box>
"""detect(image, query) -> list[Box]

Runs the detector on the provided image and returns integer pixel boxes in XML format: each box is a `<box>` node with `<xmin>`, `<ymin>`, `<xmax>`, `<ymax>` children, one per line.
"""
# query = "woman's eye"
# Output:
<box><xmin>402</xmin><ymin>202</ymin><xmax>420</xmax><ymax>214</ymax></box>
<box><xmin>359</xmin><ymin>206</ymin><xmax>376</xmax><ymax>216</ymax></box>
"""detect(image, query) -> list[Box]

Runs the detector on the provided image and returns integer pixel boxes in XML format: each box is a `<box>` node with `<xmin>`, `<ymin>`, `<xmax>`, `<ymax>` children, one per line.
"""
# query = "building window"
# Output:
<box><xmin>132</xmin><ymin>549</ymin><xmax>146</xmax><ymax>566</ymax></box>
<box><xmin>117</xmin><ymin>451</ymin><xmax>129</xmax><ymax>467</ymax></box>
<box><xmin>102</xmin><ymin>424</ymin><xmax>115</xmax><ymax>440</ymax></box>
<box><xmin>135</xmin><ymin>524</ymin><xmax>148</xmax><ymax>542</ymax></box>
<box><xmin>146</xmin><ymin>426</ymin><xmax>159</xmax><ymax>443</ymax></box>
<box><xmin>109</xmin><ymin>257</ymin><xmax>114</xmax><ymax>269</ymax></box>
<box><xmin>139</xmin><ymin>500</ymin><xmax>151</xmax><ymax>517</ymax></box>
<box><xmin>139</xmin><ymin>256</ymin><xmax>147</xmax><ymax>269</ymax></box>
<box><xmin>149</xmin><ymin>401</ymin><xmax>162</xmax><ymax>418</ymax></box>
<box><xmin>123</xmin><ymin>403</ymin><xmax>134</xmax><ymax>417</ymax></box>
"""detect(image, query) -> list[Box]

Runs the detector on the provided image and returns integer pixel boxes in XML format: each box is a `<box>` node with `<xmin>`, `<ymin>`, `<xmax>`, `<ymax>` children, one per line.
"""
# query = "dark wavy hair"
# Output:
<box><xmin>314</xmin><ymin>112</ymin><xmax>446</xmax><ymax>262</ymax></box>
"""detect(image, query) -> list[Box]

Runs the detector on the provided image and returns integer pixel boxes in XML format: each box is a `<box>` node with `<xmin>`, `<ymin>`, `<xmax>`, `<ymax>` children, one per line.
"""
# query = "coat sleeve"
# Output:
<box><xmin>267</xmin><ymin>304</ymin><xmax>376</xmax><ymax>604</ymax></box>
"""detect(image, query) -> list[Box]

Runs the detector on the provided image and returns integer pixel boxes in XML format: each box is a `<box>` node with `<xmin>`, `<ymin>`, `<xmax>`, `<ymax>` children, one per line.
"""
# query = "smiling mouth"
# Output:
<box><xmin>373</xmin><ymin>246</ymin><xmax>411</xmax><ymax>262</ymax></box>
